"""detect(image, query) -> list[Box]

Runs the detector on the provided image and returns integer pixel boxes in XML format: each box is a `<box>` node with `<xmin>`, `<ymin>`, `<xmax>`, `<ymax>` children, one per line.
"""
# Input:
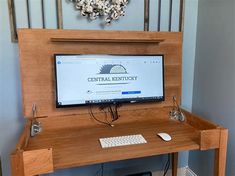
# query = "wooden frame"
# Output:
<box><xmin>11</xmin><ymin>29</ymin><xmax>227</xmax><ymax>176</ymax></box>
<box><xmin>8</xmin><ymin>0</ymin><xmax>17</xmax><ymax>42</ymax></box>
<box><xmin>8</xmin><ymin>0</ymin><xmax>185</xmax><ymax>42</ymax></box>
<box><xmin>56</xmin><ymin>0</ymin><xmax>63</xmax><ymax>29</ymax></box>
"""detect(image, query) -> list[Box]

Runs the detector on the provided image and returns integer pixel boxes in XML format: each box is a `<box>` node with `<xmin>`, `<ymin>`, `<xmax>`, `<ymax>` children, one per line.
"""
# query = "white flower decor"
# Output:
<box><xmin>69</xmin><ymin>0</ymin><xmax>129</xmax><ymax>25</ymax></box>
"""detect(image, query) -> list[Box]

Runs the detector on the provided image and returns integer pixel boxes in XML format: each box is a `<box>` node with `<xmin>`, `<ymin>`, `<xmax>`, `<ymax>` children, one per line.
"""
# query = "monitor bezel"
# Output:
<box><xmin>54</xmin><ymin>54</ymin><xmax>165</xmax><ymax>108</ymax></box>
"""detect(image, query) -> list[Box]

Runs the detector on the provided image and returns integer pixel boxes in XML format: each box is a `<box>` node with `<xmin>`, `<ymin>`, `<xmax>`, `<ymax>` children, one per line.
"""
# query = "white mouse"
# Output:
<box><xmin>157</xmin><ymin>133</ymin><xmax>172</xmax><ymax>141</ymax></box>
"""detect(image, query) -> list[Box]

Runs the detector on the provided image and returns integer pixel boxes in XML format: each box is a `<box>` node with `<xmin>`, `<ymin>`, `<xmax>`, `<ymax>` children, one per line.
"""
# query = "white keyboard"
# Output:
<box><xmin>99</xmin><ymin>134</ymin><xmax>147</xmax><ymax>148</ymax></box>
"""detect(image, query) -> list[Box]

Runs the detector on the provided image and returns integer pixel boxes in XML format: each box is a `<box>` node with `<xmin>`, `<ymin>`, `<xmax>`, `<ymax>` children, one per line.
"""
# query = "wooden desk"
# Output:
<box><xmin>11</xmin><ymin>108</ymin><xmax>228</xmax><ymax>176</ymax></box>
<box><xmin>11</xmin><ymin>29</ymin><xmax>228</xmax><ymax>176</ymax></box>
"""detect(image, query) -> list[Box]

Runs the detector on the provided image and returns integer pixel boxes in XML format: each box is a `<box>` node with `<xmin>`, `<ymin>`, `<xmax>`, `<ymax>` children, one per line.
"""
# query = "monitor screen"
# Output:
<box><xmin>55</xmin><ymin>54</ymin><xmax>164</xmax><ymax>107</ymax></box>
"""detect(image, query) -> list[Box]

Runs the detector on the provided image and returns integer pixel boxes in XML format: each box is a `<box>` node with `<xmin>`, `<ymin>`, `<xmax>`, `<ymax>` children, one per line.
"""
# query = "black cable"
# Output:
<box><xmin>109</xmin><ymin>104</ymin><xmax>119</xmax><ymax>122</ymax></box>
<box><xmin>95</xmin><ymin>166</ymin><xmax>102</xmax><ymax>176</ymax></box>
<box><xmin>114</xmin><ymin>103</ymin><xmax>119</xmax><ymax>121</ymax></box>
<box><xmin>89</xmin><ymin>105</ymin><xmax>113</xmax><ymax>127</ymax></box>
<box><xmin>108</xmin><ymin>105</ymin><xmax>115</xmax><ymax>121</ymax></box>
<box><xmin>101</xmin><ymin>163</ymin><xmax>104</xmax><ymax>176</ymax></box>
<box><xmin>95</xmin><ymin>164</ymin><xmax>104</xmax><ymax>176</ymax></box>
<box><xmin>165</xmin><ymin>155</ymin><xmax>170</xmax><ymax>173</ymax></box>
<box><xmin>163</xmin><ymin>154</ymin><xmax>170</xmax><ymax>176</ymax></box>
<box><xmin>101</xmin><ymin>107</ymin><xmax>112</xmax><ymax>124</ymax></box>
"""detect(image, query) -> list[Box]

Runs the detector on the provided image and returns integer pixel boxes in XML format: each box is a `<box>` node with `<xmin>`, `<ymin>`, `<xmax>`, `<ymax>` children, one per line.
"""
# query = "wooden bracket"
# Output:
<box><xmin>11</xmin><ymin>149</ymin><xmax>54</xmax><ymax>176</ymax></box>
<box><xmin>200</xmin><ymin>129</ymin><xmax>220</xmax><ymax>150</ymax></box>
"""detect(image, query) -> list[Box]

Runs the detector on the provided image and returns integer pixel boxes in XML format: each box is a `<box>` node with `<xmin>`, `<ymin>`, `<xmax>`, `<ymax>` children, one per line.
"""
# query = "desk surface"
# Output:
<box><xmin>26</xmin><ymin>116</ymin><xmax>199</xmax><ymax>170</ymax></box>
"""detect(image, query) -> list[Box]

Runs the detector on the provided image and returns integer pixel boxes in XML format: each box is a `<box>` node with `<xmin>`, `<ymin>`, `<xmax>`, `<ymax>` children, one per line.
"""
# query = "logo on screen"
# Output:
<box><xmin>99</xmin><ymin>64</ymin><xmax>128</xmax><ymax>74</ymax></box>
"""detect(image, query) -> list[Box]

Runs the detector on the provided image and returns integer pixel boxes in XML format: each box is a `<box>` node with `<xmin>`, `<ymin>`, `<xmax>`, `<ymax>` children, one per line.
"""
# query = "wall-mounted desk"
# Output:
<box><xmin>12</xmin><ymin>107</ymin><xmax>227</xmax><ymax>176</ymax></box>
<box><xmin>11</xmin><ymin>29</ymin><xmax>228</xmax><ymax>176</ymax></box>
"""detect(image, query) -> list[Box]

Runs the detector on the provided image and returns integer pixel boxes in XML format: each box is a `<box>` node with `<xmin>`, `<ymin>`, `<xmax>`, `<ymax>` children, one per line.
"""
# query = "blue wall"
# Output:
<box><xmin>0</xmin><ymin>2</ymin><xmax>25</xmax><ymax>176</ymax></box>
<box><xmin>0</xmin><ymin>0</ymin><xmax>198</xmax><ymax>175</ymax></box>
<box><xmin>190</xmin><ymin>0</ymin><xmax>235</xmax><ymax>175</ymax></box>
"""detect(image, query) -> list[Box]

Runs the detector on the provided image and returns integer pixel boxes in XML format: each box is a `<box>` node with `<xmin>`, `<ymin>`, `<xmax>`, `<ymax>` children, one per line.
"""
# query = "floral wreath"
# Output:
<box><xmin>69</xmin><ymin>0</ymin><xmax>129</xmax><ymax>25</ymax></box>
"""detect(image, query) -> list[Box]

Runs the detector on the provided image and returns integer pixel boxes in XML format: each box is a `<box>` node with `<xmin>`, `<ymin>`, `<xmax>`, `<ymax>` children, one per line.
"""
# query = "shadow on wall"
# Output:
<box><xmin>0</xmin><ymin>156</ymin><xmax>2</xmax><ymax>176</ymax></box>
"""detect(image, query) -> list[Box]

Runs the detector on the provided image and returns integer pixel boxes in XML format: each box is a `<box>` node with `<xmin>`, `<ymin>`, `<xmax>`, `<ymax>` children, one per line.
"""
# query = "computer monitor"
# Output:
<box><xmin>54</xmin><ymin>54</ymin><xmax>164</xmax><ymax>107</ymax></box>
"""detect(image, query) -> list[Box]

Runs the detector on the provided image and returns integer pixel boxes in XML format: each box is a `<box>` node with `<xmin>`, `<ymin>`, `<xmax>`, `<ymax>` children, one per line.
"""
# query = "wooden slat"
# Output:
<box><xmin>8</xmin><ymin>0</ymin><xmax>186</xmax><ymax>42</ymax></box>
<box><xmin>26</xmin><ymin>0</ymin><xmax>31</xmax><ymax>28</ymax></box>
<box><xmin>41</xmin><ymin>0</ymin><xmax>45</xmax><ymax>28</ymax></box>
<box><xmin>51</xmin><ymin>38</ymin><xmax>165</xmax><ymax>43</ymax></box>
<box><xmin>56</xmin><ymin>0</ymin><xmax>63</xmax><ymax>29</ymax></box>
<box><xmin>168</xmin><ymin>0</ymin><xmax>173</xmax><ymax>31</ymax></box>
<box><xmin>8</xmin><ymin>0</ymin><xmax>17</xmax><ymax>42</ymax></box>
<box><xmin>144</xmin><ymin>0</ymin><xmax>150</xmax><ymax>31</ymax></box>
<box><xmin>179</xmin><ymin>0</ymin><xmax>185</xmax><ymax>32</ymax></box>
<box><xmin>158</xmin><ymin>0</ymin><xmax>162</xmax><ymax>31</ymax></box>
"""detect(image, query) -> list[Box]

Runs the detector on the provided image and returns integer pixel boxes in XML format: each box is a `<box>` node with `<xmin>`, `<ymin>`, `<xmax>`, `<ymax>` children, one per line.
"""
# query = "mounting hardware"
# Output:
<box><xmin>32</xmin><ymin>103</ymin><xmax>37</xmax><ymax>118</ymax></box>
<box><xmin>30</xmin><ymin>121</ymin><xmax>42</xmax><ymax>137</ymax></box>
<box><xmin>30</xmin><ymin>103</ymin><xmax>42</xmax><ymax>137</ymax></box>
<box><xmin>169</xmin><ymin>96</ymin><xmax>186</xmax><ymax>122</ymax></box>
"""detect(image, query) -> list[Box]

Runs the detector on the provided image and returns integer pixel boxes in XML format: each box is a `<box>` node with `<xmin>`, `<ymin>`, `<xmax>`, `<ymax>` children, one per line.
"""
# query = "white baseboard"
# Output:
<box><xmin>152</xmin><ymin>166</ymin><xmax>197</xmax><ymax>176</ymax></box>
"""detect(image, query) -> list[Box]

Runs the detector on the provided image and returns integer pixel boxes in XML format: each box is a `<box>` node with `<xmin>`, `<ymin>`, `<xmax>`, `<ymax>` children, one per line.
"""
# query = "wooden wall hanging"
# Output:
<box><xmin>8</xmin><ymin>0</ymin><xmax>185</xmax><ymax>42</ymax></box>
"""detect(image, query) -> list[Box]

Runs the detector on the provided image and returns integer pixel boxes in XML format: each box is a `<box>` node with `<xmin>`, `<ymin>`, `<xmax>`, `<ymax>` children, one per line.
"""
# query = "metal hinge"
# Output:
<box><xmin>30</xmin><ymin>103</ymin><xmax>42</xmax><ymax>137</ymax></box>
<box><xmin>169</xmin><ymin>96</ymin><xmax>186</xmax><ymax>122</ymax></box>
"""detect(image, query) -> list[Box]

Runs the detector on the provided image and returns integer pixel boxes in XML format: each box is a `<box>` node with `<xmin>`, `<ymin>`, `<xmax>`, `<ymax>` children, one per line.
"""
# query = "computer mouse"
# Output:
<box><xmin>157</xmin><ymin>133</ymin><xmax>172</xmax><ymax>141</ymax></box>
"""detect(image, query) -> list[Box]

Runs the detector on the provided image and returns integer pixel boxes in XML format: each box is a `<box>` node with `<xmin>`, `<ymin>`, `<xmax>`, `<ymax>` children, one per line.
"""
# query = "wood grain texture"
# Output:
<box><xmin>17</xmin><ymin>29</ymin><xmax>182</xmax><ymax>118</ymax></box>
<box><xmin>200</xmin><ymin>129</ymin><xmax>220</xmax><ymax>150</ymax></box>
<box><xmin>16</xmin><ymin>122</ymin><xmax>31</xmax><ymax>150</ymax></box>
<box><xmin>24</xmin><ymin>108</ymin><xmax>200</xmax><ymax>170</ymax></box>
<box><xmin>23</xmin><ymin>148</ymin><xmax>53</xmax><ymax>176</ymax></box>
<box><xmin>50</xmin><ymin>37</ymin><xmax>165</xmax><ymax>43</ymax></box>
<box><xmin>214</xmin><ymin>128</ymin><xmax>228</xmax><ymax>176</ymax></box>
<box><xmin>183</xmin><ymin>110</ymin><xmax>219</xmax><ymax>130</ymax></box>
<box><xmin>11</xmin><ymin>151</ymin><xmax>24</xmax><ymax>176</ymax></box>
